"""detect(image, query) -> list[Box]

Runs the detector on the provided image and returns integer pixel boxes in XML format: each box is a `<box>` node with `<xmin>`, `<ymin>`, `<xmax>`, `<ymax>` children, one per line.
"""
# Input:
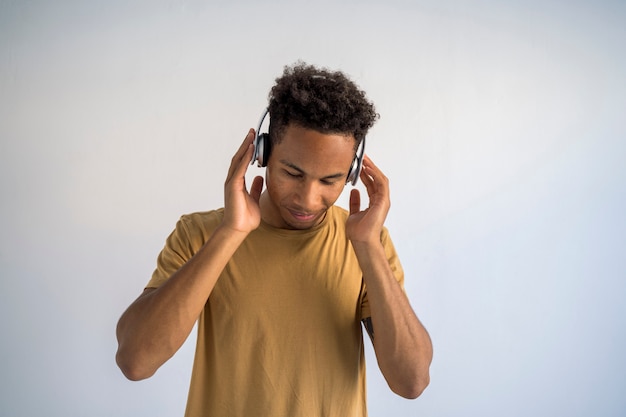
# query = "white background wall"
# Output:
<box><xmin>1</xmin><ymin>0</ymin><xmax>625</xmax><ymax>416</ymax></box>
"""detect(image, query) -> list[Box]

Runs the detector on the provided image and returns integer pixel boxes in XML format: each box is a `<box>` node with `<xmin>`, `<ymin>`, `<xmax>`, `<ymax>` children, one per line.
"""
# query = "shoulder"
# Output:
<box><xmin>179</xmin><ymin>209</ymin><xmax>224</xmax><ymax>230</ymax></box>
<box><xmin>170</xmin><ymin>208</ymin><xmax>225</xmax><ymax>245</ymax></box>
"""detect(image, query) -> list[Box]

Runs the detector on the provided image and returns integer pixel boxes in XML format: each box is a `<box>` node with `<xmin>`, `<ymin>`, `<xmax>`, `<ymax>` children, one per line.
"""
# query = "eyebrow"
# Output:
<box><xmin>279</xmin><ymin>159</ymin><xmax>346</xmax><ymax>180</ymax></box>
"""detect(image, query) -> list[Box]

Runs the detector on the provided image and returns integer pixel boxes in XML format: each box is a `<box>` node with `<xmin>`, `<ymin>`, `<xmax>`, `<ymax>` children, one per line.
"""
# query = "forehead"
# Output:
<box><xmin>273</xmin><ymin>124</ymin><xmax>356</xmax><ymax>173</ymax></box>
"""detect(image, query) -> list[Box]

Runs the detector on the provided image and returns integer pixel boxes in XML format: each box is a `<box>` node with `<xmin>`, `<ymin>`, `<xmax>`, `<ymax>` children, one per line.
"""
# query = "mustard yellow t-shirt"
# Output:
<box><xmin>148</xmin><ymin>205</ymin><xmax>404</xmax><ymax>417</ymax></box>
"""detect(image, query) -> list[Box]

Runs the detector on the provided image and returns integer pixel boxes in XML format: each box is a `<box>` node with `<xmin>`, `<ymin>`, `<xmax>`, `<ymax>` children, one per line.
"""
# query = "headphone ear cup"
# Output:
<box><xmin>346</xmin><ymin>158</ymin><xmax>357</xmax><ymax>185</ymax></box>
<box><xmin>252</xmin><ymin>108</ymin><xmax>271</xmax><ymax>167</ymax></box>
<box><xmin>346</xmin><ymin>137</ymin><xmax>366</xmax><ymax>185</ymax></box>
<box><xmin>258</xmin><ymin>133</ymin><xmax>271</xmax><ymax>167</ymax></box>
<box><xmin>346</xmin><ymin>156</ymin><xmax>363</xmax><ymax>185</ymax></box>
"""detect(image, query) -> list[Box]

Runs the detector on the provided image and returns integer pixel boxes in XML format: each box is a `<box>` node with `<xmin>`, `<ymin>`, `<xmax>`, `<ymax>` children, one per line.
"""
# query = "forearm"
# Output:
<box><xmin>352</xmin><ymin>240</ymin><xmax>433</xmax><ymax>399</ymax></box>
<box><xmin>116</xmin><ymin>224</ymin><xmax>247</xmax><ymax>380</ymax></box>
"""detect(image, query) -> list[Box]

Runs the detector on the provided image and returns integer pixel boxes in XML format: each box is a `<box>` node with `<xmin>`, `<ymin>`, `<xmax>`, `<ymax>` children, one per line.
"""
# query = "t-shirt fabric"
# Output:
<box><xmin>147</xmin><ymin>205</ymin><xmax>404</xmax><ymax>417</ymax></box>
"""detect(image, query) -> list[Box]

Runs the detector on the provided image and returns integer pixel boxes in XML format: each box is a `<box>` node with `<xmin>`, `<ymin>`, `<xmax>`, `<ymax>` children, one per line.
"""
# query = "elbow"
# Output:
<box><xmin>115</xmin><ymin>321</ymin><xmax>159</xmax><ymax>381</ymax></box>
<box><xmin>407</xmin><ymin>374</ymin><xmax>430</xmax><ymax>399</ymax></box>
<box><xmin>391</xmin><ymin>372</ymin><xmax>430</xmax><ymax>400</ymax></box>
<box><xmin>116</xmin><ymin>348</ymin><xmax>155</xmax><ymax>381</ymax></box>
<box><xmin>394</xmin><ymin>343</ymin><xmax>433</xmax><ymax>399</ymax></box>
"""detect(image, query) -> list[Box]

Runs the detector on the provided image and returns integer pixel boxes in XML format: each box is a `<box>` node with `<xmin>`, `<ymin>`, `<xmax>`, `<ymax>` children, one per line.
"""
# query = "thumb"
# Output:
<box><xmin>349</xmin><ymin>189</ymin><xmax>360</xmax><ymax>215</ymax></box>
<box><xmin>250</xmin><ymin>176</ymin><xmax>264</xmax><ymax>203</ymax></box>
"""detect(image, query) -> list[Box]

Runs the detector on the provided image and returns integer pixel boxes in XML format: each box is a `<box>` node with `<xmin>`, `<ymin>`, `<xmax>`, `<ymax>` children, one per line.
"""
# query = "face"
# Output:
<box><xmin>261</xmin><ymin>124</ymin><xmax>357</xmax><ymax>230</ymax></box>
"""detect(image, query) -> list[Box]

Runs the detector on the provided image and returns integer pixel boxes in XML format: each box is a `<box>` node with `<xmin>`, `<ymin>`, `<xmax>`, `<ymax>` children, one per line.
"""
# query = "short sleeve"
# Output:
<box><xmin>146</xmin><ymin>210</ymin><xmax>223</xmax><ymax>289</ymax></box>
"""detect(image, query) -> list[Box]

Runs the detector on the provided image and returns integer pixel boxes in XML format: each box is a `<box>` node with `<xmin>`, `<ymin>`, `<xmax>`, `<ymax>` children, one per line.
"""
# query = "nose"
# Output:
<box><xmin>295</xmin><ymin>180</ymin><xmax>320</xmax><ymax>210</ymax></box>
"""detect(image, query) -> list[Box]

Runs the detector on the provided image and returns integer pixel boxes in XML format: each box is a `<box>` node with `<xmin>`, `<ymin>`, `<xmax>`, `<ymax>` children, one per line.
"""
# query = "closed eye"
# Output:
<box><xmin>284</xmin><ymin>170</ymin><xmax>302</xmax><ymax>178</ymax></box>
<box><xmin>279</xmin><ymin>161</ymin><xmax>343</xmax><ymax>185</ymax></box>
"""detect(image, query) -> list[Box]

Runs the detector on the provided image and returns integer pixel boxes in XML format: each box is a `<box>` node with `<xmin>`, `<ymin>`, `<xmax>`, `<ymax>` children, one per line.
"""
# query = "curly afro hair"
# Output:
<box><xmin>268</xmin><ymin>62</ymin><xmax>378</xmax><ymax>149</ymax></box>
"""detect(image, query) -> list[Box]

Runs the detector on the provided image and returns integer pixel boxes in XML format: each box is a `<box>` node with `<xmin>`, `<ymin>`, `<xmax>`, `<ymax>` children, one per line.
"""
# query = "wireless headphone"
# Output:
<box><xmin>251</xmin><ymin>108</ymin><xmax>366</xmax><ymax>186</ymax></box>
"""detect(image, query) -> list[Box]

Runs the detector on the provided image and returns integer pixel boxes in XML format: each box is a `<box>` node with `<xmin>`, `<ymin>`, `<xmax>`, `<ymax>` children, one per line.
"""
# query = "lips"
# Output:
<box><xmin>288</xmin><ymin>209</ymin><xmax>317</xmax><ymax>222</ymax></box>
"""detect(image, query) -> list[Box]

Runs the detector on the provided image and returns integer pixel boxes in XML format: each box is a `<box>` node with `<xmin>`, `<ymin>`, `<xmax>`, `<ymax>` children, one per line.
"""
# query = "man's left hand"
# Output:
<box><xmin>346</xmin><ymin>155</ymin><xmax>390</xmax><ymax>244</ymax></box>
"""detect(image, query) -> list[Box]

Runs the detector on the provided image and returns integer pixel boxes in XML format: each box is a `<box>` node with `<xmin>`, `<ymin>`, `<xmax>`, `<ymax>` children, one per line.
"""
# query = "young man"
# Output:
<box><xmin>116</xmin><ymin>63</ymin><xmax>432</xmax><ymax>416</ymax></box>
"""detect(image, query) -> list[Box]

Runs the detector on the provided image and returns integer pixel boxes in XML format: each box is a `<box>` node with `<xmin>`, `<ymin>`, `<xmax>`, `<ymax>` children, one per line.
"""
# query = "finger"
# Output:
<box><xmin>250</xmin><ymin>176</ymin><xmax>264</xmax><ymax>203</ymax></box>
<box><xmin>349</xmin><ymin>189</ymin><xmax>361</xmax><ymax>215</ymax></box>
<box><xmin>228</xmin><ymin>130</ymin><xmax>255</xmax><ymax>171</ymax></box>
<box><xmin>227</xmin><ymin>129</ymin><xmax>255</xmax><ymax>182</ymax></box>
<box><xmin>361</xmin><ymin>154</ymin><xmax>385</xmax><ymax>180</ymax></box>
<box><xmin>238</xmin><ymin>128</ymin><xmax>255</xmax><ymax>155</ymax></box>
<box><xmin>359</xmin><ymin>157</ymin><xmax>390</xmax><ymax>208</ymax></box>
<box><xmin>359</xmin><ymin>162</ymin><xmax>376</xmax><ymax>194</ymax></box>
<box><xmin>234</xmin><ymin>145</ymin><xmax>254</xmax><ymax>186</ymax></box>
<box><xmin>361</xmin><ymin>155</ymin><xmax>389</xmax><ymax>190</ymax></box>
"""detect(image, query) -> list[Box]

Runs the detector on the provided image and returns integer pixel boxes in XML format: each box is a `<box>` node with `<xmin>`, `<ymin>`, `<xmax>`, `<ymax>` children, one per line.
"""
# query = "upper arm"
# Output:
<box><xmin>133</xmin><ymin>287</ymin><xmax>158</xmax><ymax>304</ymax></box>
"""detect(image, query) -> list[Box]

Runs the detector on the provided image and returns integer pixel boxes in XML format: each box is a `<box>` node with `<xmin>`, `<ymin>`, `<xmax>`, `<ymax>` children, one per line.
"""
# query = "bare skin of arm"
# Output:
<box><xmin>115</xmin><ymin>130</ymin><xmax>263</xmax><ymax>381</ymax></box>
<box><xmin>347</xmin><ymin>155</ymin><xmax>433</xmax><ymax>399</ymax></box>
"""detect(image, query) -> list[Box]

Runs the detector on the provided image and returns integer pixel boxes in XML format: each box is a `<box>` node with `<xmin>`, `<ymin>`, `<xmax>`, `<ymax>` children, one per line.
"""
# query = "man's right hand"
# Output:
<box><xmin>222</xmin><ymin>129</ymin><xmax>264</xmax><ymax>234</ymax></box>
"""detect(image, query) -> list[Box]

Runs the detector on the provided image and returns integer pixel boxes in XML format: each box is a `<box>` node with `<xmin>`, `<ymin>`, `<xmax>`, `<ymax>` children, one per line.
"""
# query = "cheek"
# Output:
<box><xmin>265</xmin><ymin>168</ymin><xmax>279</xmax><ymax>191</ymax></box>
<box><xmin>323</xmin><ymin>184</ymin><xmax>346</xmax><ymax>205</ymax></box>
<box><xmin>266</xmin><ymin>171</ymin><xmax>291</xmax><ymax>198</ymax></box>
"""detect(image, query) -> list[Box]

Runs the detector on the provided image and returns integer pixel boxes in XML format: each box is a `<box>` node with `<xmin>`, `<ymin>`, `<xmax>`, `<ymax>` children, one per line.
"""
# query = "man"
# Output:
<box><xmin>116</xmin><ymin>62</ymin><xmax>433</xmax><ymax>416</ymax></box>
